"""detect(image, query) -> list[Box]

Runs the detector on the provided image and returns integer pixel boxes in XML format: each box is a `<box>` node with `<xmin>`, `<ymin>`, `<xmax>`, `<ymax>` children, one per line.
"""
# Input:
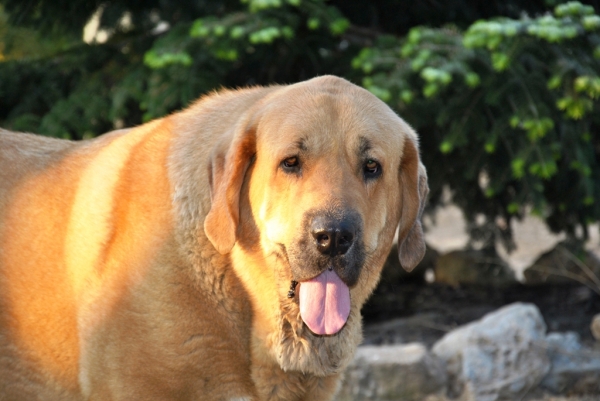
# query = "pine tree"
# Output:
<box><xmin>1</xmin><ymin>0</ymin><xmax>599</xmax><ymax>244</ymax></box>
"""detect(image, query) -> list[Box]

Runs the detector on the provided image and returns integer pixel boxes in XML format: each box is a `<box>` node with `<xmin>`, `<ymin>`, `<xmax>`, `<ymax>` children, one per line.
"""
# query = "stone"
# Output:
<box><xmin>541</xmin><ymin>331</ymin><xmax>600</xmax><ymax>395</ymax></box>
<box><xmin>546</xmin><ymin>331</ymin><xmax>582</xmax><ymax>353</ymax></box>
<box><xmin>434</xmin><ymin>249</ymin><xmax>515</xmax><ymax>287</ymax></box>
<box><xmin>523</xmin><ymin>241</ymin><xmax>600</xmax><ymax>285</ymax></box>
<box><xmin>432</xmin><ymin>303</ymin><xmax>550</xmax><ymax>401</ymax></box>
<box><xmin>336</xmin><ymin>343</ymin><xmax>446</xmax><ymax>401</ymax></box>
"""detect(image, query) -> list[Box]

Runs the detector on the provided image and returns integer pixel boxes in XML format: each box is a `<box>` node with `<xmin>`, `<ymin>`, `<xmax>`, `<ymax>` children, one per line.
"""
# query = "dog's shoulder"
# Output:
<box><xmin>0</xmin><ymin>128</ymin><xmax>74</xmax><ymax>156</ymax></box>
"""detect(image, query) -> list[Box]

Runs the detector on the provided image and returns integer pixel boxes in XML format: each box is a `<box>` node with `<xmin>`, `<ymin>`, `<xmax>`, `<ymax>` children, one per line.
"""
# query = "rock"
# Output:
<box><xmin>546</xmin><ymin>331</ymin><xmax>582</xmax><ymax>353</ymax></box>
<box><xmin>432</xmin><ymin>303</ymin><xmax>550</xmax><ymax>401</ymax></box>
<box><xmin>434</xmin><ymin>249</ymin><xmax>515</xmax><ymax>287</ymax></box>
<box><xmin>523</xmin><ymin>241</ymin><xmax>600</xmax><ymax>285</ymax></box>
<box><xmin>336</xmin><ymin>343</ymin><xmax>446</xmax><ymax>401</ymax></box>
<box><xmin>541</xmin><ymin>331</ymin><xmax>600</xmax><ymax>395</ymax></box>
<box><xmin>591</xmin><ymin>314</ymin><xmax>600</xmax><ymax>341</ymax></box>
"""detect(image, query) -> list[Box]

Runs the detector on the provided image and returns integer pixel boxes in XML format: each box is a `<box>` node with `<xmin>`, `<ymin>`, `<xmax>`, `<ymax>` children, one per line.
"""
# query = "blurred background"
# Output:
<box><xmin>2</xmin><ymin>0</ymin><xmax>600</xmax><ymax>366</ymax></box>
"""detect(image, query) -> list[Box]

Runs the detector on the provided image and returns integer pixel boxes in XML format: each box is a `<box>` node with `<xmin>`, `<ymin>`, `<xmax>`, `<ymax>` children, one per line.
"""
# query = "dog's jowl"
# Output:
<box><xmin>0</xmin><ymin>76</ymin><xmax>427</xmax><ymax>401</ymax></box>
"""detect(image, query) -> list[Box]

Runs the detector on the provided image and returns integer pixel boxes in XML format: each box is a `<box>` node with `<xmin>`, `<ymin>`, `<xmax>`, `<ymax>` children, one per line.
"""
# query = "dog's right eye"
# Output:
<box><xmin>281</xmin><ymin>156</ymin><xmax>300</xmax><ymax>172</ymax></box>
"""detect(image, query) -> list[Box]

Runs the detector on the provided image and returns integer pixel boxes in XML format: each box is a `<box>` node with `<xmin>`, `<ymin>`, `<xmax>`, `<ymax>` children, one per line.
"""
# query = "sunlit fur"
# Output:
<box><xmin>0</xmin><ymin>76</ymin><xmax>427</xmax><ymax>400</ymax></box>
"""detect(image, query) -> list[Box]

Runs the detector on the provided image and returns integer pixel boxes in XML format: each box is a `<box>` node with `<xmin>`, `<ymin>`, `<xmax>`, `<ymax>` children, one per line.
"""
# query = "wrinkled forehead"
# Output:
<box><xmin>256</xmin><ymin>86</ymin><xmax>406</xmax><ymax>159</ymax></box>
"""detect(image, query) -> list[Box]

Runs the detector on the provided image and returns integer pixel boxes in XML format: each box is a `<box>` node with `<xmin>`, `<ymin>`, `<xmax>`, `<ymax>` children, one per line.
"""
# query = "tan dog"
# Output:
<box><xmin>0</xmin><ymin>76</ymin><xmax>427</xmax><ymax>401</ymax></box>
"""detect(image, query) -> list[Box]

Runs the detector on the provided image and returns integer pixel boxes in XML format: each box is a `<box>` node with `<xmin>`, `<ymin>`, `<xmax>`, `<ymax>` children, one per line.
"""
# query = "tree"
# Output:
<box><xmin>353</xmin><ymin>2</ymin><xmax>600</xmax><ymax>247</ymax></box>
<box><xmin>1</xmin><ymin>0</ymin><xmax>599</xmax><ymax>247</ymax></box>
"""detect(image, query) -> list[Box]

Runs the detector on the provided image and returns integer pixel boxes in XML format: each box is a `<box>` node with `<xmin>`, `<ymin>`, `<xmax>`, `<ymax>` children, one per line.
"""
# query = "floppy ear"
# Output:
<box><xmin>204</xmin><ymin>117</ymin><xmax>258</xmax><ymax>255</ymax></box>
<box><xmin>397</xmin><ymin>137</ymin><xmax>429</xmax><ymax>272</ymax></box>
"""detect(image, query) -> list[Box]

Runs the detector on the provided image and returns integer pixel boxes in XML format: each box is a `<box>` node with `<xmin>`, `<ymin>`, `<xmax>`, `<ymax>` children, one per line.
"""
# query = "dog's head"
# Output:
<box><xmin>204</xmin><ymin>76</ymin><xmax>428</xmax><ymax>375</ymax></box>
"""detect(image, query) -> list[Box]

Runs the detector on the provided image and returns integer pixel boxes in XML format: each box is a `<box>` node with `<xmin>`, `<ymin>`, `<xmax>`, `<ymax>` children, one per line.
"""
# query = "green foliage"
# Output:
<box><xmin>1</xmin><ymin>0</ymin><xmax>600</xmax><ymax>244</ymax></box>
<box><xmin>0</xmin><ymin>5</ymin><xmax>77</xmax><ymax>61</ymax></box>
<box><xmin>354</xmin><ymin>2</ymin><xmax>600</xmax><ymax>243</ymax></box>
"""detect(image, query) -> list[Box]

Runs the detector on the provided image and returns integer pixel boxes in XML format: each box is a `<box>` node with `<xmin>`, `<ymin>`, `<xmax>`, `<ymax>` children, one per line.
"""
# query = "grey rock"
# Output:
<box><xmin>546</xmin><ymin>331</ymin><xmax>582</xmax><ymax>353</ymax></box>
<box><xmin>541</xmin><ymin>331</ymin><xmax>600</xmax><ymax>395</ymax></box>
<box><xmin>432</xmin><ymin>303</ymin><xmax>550</xmax><ymax>401</ymax></box>
<box><xmin>336</xmin><ymin>343</ymin><xmax>446</xmax><ymax>401</ymax></box>
<box><xmin>434</xmin><ymin>250</ymin><xmax>515</xmax><ymax>287</ymax></box>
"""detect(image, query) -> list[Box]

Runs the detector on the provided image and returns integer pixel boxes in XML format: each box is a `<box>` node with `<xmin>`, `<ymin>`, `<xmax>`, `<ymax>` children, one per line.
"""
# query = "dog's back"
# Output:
<box><xmin>0</xmin><ymin>124</ymin><xmax>177</xmax><ymax>399</ymax></box>
<box><xmin>0</xmin><ymin>129</ymin><xmax>86</xmax><ymax>399</ymax></box>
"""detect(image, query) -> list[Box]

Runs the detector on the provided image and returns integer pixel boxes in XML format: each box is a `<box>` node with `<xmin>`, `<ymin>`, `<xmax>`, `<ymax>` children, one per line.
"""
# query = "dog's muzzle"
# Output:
<box><xmin>290</xmin><ymin>210</ymin><xmax>365</xmax><ymax>336</ymax></box>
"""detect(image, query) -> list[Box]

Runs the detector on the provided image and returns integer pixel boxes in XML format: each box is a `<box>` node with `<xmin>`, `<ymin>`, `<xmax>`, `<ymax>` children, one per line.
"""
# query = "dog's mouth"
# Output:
<box><xmin>275</xmin><ymin>243</ymin><xmax>353</xmax><ymax>336</ymax></box>
<box><xmin>297</xmin><ymin>268</ymin><xmax>351</xmax><ymax>336</ymax></box>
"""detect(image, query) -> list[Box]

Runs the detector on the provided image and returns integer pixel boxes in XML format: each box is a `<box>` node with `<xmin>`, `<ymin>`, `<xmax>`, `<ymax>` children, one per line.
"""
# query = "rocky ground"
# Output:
<box><xmin>342</xmin><ymin>206</ymin><xmax>600</xmax><ymax>401</ymax></box>
<box><xmin>362</xmin><ymin>282</ymin><xmax>600</xmax><ymax>348</ymax></box>
<box><xmin>340</xmin><ymin>288</ymin><xmax>600</xmax><ymax>401</ymax></box>
<box><xmin>361</xmin><ymin>205</ymin><xmax>600</xmax><ymax>349</ymax></box>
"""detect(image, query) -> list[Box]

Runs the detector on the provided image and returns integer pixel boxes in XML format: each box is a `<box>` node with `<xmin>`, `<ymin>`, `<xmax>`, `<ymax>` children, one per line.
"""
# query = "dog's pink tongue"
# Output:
<box><xmin>299</xmin><ymin>269</ymin><xmax>350</xmax><ymax>335</ymax></box>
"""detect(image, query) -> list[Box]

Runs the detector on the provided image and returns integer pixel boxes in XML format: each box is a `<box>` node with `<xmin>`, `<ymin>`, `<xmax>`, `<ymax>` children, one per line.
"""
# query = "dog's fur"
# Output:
<box><xmin>0</xmin><ymin>76</ymin><xmax>427</xmax><ymax>401</ymax></box>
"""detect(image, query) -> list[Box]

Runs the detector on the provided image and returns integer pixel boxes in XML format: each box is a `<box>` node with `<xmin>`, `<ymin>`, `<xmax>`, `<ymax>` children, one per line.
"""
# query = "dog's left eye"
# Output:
<box><xmin>281</xmin><ymin>156</ymin><xmax>300</xmax><ymax>172</ymax></box>
<box><xmin>363</xmin><ymin>159</ymin><xmax>381</xmax><ymax>178</ymax></box>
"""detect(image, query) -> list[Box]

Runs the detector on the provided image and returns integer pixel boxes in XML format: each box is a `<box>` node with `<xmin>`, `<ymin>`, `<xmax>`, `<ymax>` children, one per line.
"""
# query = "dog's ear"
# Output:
<box><xmin>397</xmin><ymin>137</ymin><xmax>429</xmax><ymax>272</ymax></box>
<box><xmin>204</xmin><ymin>115</ymin><xmax>258</xmax><ymax>254</ymax></box>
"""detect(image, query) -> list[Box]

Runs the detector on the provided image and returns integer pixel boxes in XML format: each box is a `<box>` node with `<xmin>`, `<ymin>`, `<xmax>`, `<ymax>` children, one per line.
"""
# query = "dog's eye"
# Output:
<box><xmin>281</xmin><ymin>156</ymin><xmax>300</xmax><ymax>172</ymax></box>
<box><xmin>363</xmin><ymin>159</ymin><xmax>381</xmax><ymax>178</ymax></box>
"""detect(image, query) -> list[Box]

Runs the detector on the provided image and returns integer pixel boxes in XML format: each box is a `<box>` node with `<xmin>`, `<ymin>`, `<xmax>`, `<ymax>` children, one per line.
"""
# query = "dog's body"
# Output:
<box><xmin>0</xmin><ymin>76</ymin><xmax>427</xmax><ymax>400</ymax></box>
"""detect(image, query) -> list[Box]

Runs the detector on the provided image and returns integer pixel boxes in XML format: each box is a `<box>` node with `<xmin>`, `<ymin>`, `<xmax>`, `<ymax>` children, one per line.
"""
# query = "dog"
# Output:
<box><xmin>0</xmin><ymin>76</ymin><xmax>427</xmax><ymax>400</ymax></box>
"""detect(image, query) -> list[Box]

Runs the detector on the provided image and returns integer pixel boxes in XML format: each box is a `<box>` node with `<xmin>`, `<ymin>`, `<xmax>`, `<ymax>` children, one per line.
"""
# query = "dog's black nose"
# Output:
<box><xmin>310</xmin><ymin>216</ymin><xmax>355</xmax><ymax>256</ymax></box>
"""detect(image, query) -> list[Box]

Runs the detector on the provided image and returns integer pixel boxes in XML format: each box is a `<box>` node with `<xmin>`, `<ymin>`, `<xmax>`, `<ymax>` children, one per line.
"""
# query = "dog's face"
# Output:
<box><xmin>204</xmin><ymin>76</ymin><xmax>427</xmax><ymax>376</ymax></box>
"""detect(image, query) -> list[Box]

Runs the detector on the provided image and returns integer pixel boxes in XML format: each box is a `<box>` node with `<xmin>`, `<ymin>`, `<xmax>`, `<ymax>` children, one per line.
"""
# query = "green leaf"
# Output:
<box><xmin>400</xmin><ymin>43</ymin><xmax>415</xmax><ymax>57</ymax></box>
<box><xmin>247</xmin><ymin>0</ymin><xmax>282</xmax><ymax>12</ymax></box>
<box><xmin>509</xmin><ymin>115</ymin><xmax>520</xmax><ymax>128</ymax></box>
<box><xmin>282</xmin><ymin>26</ymin><xmax>294</xmax><ymax>39</ymax></box>
<box><xmin>555</xmin><ymin>1</ymin><xmax>592</xmax><ymax>17</ymax></box>
<box><xmin>491</xmin><ymin>52</ymin><xmax>510</xmax><ymax>71</ymax></box>
<box><xmin>249</xmin><ymin>27</ymin><xmax>281</xmax><ymax>44</ymax></box>
<box><xmin>213</xmin><ymin>25</ymin><xmax>226</xmax><ymax>37</ymax></box>
<box><xmin>465</xmin><ymin>72</ymin><xmax>480</xmax><ymax>88</ymax></box>
<box><xmin>407</xmin><ymin>28</ymin><xmax>422</xmax><ymax>44</ymax></box>
<box><xmin>143</xmin><ymin>50</ymin><xmax>192</xmax><ymax>69</ymax></box>
<box><xmin>547</xmin><ymin>75</ymin><xmax>562</xmax><ymax>89</ymax></box>
<box><xmin>329</xmin><ymin>18</ymin><xmax>350</xmax><ymax>36</ymax></box>
<box><xmin>400</xmin><ymin>90</ymin><xmax>414</xmax><ymax>104</ymax></box>
<box><xmin>507</xmin><ymin>202</ymin><xmax>520</xmax><ymax>214</ymax></box>
<box><xmin>230</xmin><ymin>26</ymin><xmax>245</xmax><ymax>39</ymax></box>
<box><xmin>420</xmin><ymin>67</ymin><xmax>440</xmax><ymax>82</ymax></box>
<box><xmin>214</xmin><ymin>49</ymin><xmax>238</xmax><ymax>61</ymax></box>
<box><xmin>439</xmin><ymin>140</ymin><xmax>453</xmax><ymax>154</ymax></box>
<box><xmin>511</xmin><ymin>158</ymin><xmax>525</xmax><ymax>179</ymax></box>
<box><xmin>307</xmin><ymin>18</ymin><xmax>320</xmax><ymax>30</ymax></box>
<box><xmin>190</xmin><ymin>20</ymin><xmax>210</xmax><ymax>38</ymax></box>
<box><xmin>423</xmin><ymin>83</ymin><xmax>440</xmax><ymax>98</ymax></box>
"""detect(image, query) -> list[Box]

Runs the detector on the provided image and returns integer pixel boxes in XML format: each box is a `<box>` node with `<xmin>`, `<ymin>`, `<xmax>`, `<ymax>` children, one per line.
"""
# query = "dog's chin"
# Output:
<box><xmin>270</xmin><ymin>297</ymin><xmax>362</xmax><ymax>377</ymax></box>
